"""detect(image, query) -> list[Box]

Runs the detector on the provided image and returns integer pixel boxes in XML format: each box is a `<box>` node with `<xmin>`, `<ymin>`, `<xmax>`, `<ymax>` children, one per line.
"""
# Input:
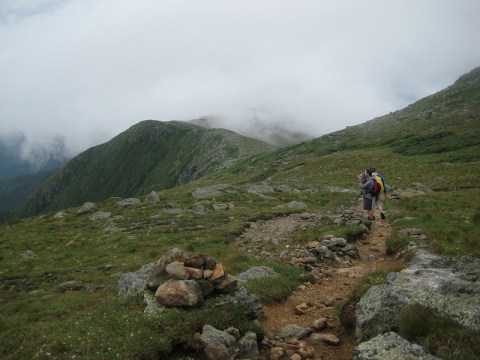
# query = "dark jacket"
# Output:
<box><xmin>359</xmin><ymin>176</ymin><xmax>374</xmax><ymax>200</ymax></box>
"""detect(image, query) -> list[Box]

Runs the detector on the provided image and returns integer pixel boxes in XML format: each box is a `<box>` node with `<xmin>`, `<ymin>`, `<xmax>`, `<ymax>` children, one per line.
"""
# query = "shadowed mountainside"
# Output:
<box><xmin>16</xmin><ymin>120</ymin><xmax>276</xmax><ymax>218</ymax></box>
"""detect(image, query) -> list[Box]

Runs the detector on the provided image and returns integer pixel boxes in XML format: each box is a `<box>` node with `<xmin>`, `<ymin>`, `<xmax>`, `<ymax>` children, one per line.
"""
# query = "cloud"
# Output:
<box><xmin>1</xmin><ymin>0</ymin><xmax>479</xmax><ymax>154</ymax></box>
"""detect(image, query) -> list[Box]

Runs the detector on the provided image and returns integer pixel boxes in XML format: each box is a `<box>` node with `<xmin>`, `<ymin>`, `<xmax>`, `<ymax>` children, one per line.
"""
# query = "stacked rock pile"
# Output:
<box><xmin>145</xmin><ymin>248</ymin><xmax>238</xmax><ymax>307</ymax></box>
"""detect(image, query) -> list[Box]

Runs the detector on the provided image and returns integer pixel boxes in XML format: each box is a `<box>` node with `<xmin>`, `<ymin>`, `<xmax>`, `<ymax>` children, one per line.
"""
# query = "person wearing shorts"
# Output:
<box><xmin>358</xmin><ymin>168</ymin><xmax>375</xmax><ymax>220</ymax></box>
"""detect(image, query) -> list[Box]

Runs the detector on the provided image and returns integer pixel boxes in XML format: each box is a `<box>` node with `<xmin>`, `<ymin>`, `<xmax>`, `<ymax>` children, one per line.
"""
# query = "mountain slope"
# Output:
<box><xmin>282</xmin><ymin>67</ymin><xmax>480</xmax><ymax>158</ymax></box>
<box><xmin>17</xmin><ymin>120</ymin><xmax>276</xmax><ymax>217</ymax></box>
<box><xmin>1</xmin><ymin>67</ymin><xmax>479</xmax><ymax>360</ymax></box>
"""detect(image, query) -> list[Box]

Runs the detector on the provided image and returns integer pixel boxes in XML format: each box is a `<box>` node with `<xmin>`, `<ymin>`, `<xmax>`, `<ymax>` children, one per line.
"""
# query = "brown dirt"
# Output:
<box><xmin>240</xmin><ymin>206</ymin><xmax>407</xmax><ymax>360</ymax></box>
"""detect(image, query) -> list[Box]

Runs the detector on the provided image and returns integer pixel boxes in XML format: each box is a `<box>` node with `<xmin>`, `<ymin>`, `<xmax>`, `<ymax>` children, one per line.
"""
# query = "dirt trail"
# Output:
<box><xmin>240</xmin><ymin>206</ymin><xmax>407</xmax><ymax>360</ymax></box>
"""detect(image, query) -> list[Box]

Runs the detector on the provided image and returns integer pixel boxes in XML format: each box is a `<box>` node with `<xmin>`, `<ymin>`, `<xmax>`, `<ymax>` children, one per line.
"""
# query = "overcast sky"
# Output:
<box><xmin>1</xmin><ymin>0</ymin><xmax>479</xmax><ymax>157</ymax></box>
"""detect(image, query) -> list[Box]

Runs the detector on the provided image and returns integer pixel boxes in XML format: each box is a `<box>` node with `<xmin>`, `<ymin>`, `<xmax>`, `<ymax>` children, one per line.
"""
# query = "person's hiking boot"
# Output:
<box><xmin>380</xmin><ymin>212</ymin><xmax>386</xmax><ymax>219</ymax></box>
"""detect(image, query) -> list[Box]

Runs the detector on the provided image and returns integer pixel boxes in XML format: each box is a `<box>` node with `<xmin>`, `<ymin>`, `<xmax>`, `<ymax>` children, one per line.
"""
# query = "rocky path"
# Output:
<box><xmin>236</xmin><ymin>206</ymin><xmax>406</xmax><ymax>360</ymax></box>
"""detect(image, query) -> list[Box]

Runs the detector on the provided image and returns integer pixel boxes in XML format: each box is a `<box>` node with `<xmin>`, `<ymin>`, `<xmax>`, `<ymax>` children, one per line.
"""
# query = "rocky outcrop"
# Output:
<box><xmin>88</xmin><ymin>211</ymin><xmax>111</xmax><ymax>221</ymax></box>
<box><xmin>238</xmin><ymin>207</ymin><xmax>365</xmax><ymax>269</ymax></box>
<box><xmin>353</xmin><ymin>332</ymin><xmax>440</xmax><ymax>360</ymax></box>
<box><xmin>76</xmin><ymin>201</ymin><xmax>96</xmax><ymax>215</ymax></box>
<box><xmin>356</xmin><ymin>250</ymin><xmax>480</xmax><ymax>342</ymax></box>
<box><xmin>262</xmin><ymin>319</ymin><xmax>341</xmax><ymax>359</ymax></box>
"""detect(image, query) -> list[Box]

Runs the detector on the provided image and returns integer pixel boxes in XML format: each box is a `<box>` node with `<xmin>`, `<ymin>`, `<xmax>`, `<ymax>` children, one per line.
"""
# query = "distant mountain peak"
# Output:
<box><xmin>188</xmin><ymin>116</ymin><xmax>312</xmax><ymax>146</ymax></box>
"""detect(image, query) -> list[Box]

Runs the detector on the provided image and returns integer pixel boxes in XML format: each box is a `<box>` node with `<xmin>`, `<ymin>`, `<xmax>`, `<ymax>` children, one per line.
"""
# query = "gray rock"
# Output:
<box><xmin>117</xmin><ymin>198</ymin><xmax>140</xmax><ymax>207</ymax></box>
<box><xmin>286</xmin><ymin>201</ymin><xmax>308</xmax><ymax>210</ymax></box>
<box><xmin>76</xmin><ymin>202</ymin><xmax>96</xmax><ymax>215</ymax></box>
<box><xmin>155</xmin><ymin>279</ymin><xmax>203</xmax><ymax>307</ymax></box>
<box><xmin>143</xmin><ymin>292</ymin><xmax>166</xmax><ymax>314</ymax></box>
<box><xmin>197</xmin><ymin>279</ymin><xmax>215</xmax><ymax>298</ymax></box>
<box><xmin>145</xmin><ymin>191</ymin><xmax>160</xmax><ymax>203</ymax></box>
<box><xmin>236</xmin><ymin>331</ymin><xmax>259</xmax><ymax>360</ymax></box>
<box><xmin>53</xmin><ymin>211</ymin><xmax>67</xmax><ymax>219</ymax></box>
<box><xmin>213</xmin><ymin>287</ymin><xmax>263</xmax><ymax>320</ymax></box>
<box><xmin>214</xmin><ymin>274</ymin><xmax>238</xmax><ymax>293</ymax></box>
<box><xmin>225</xmin><ymin>326</ymin><xmax>241</xmax><ymax>340</ymax></box>
<box><xmin>213</xmin><ymin>203</ymin><xmax>230</xmax><ymax>211</ymax></box>
<box><xmin>118</xmin><ymin>262</ymin><xmax>156</xmax><ymax>301</ymax></box>
<box><xmin>192</xmin><ymin>187</ymin><xmax>223</xmax><ymax>199</ymax></box>
<box><xmin>165</xmin><ymin>261</ymin><xmax>189</xmax><ymax>279</ymax></box>
<box><xmin>201</xmin><ymin>325</ymin><xmax>238</xmax><ymax>360</ymax></box>
<box><xmin>273</xmin><ymin>184</ymin><xmax>299</xmax><ymax>193</ymax></box>
<box><xmin>88</xmin><ymin>211</ymin><xmax>111</xmax><ymax>221</ymax></box>
<box><xmin>192</xmin><ymin>202</ymin><xmax>207</xmax><ymax>213</ymax></box>
<box><xmin>234</xmin><ymin>288</ymin><xmax>263</xmax><ymax>319</ymax></box>
<box><xmin>321</xmin><ymin>238</ymin><xmax>347</xmax><ymax>249</ymax></box>
<box><xmin>243</xmin><ymin>184</ymin><xmax>274</xmax><ymax>195</ymax></box>
<box><xmin>312</xmin><ymin>317</ymin><xmax>328</xmax><ymax>331</ymax></box>
<box><xmin>18</xmin><ymin>250</ymin><xmax>37</xmax><ymax>259</ymax></box>
<box><xmin>356</xmin><ymin>250</ymin><xmax>480</xmax><ymax>342</ymax></box>
<box><xmin>104</xmin><ymin>225</ymin><xmax>124</xmax><ymax>233</ymax></box>
<box><xmin>275</xmin><ymin>324</ymin><xmax>313</xmax><ymax>341</ymax></box>
<box><xmin>312</xmin><ymin>333</ymin><xmax>340</xmax><ymax>346</ymax></box>
<box><xmin>353</xmin><ymin>332</ymin><xmax>439</xmax><ymax>360</ymax></box>
<box><xmin>236</xmin><ymin>266</ymin><xmax>280</xmax><ymax>282</ymax></box>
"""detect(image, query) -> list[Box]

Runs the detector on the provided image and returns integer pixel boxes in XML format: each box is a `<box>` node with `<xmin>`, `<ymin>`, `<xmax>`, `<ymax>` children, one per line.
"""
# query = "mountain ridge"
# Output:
<box><xmin>15</xmin><ymin>120</ymin><xmax>276</xmax><ymax>218</ymax></box>
<box><xmin>12</xmin><ymin>66</ymin><xmax>480</xmax><ymax>219</ymax></box>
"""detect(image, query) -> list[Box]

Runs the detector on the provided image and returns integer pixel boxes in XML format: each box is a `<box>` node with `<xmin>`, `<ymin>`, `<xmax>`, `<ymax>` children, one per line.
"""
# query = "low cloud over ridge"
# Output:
<box><xmin>1</xmin><ymin>0</ymin><xmax>479</xmax><ymax>155</ymax></box>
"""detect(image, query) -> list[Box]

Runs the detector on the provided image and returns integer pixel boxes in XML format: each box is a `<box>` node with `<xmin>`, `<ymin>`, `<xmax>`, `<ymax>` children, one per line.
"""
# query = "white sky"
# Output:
<box><xmin>1</xmin><ymin>0</ymin><xmax>479</xmax><ymax>155</ymax></box>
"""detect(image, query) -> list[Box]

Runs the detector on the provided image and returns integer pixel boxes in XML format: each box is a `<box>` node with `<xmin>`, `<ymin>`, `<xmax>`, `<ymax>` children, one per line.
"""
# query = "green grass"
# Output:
<box><xmin>240</xmin><ymin>260</ymin><xmax>305</xmax><ymax>303</ymax></box>
<box><xmin>400</xmin><ymin>304</ymin><xmax>480</xmax><ymax>360</ymax></box>
<box><xmin>0</xmin><ymin>173</ymin><xmax>349</xmax><ymax>359</ymax></box>
<box><xmin>348</xmin><ymin>270</ymin><xmax>390</xmax><ymax>305</ymax></box>
<box><xmin>386</xmin><ymin>189</ymin><xmax>480</xmax><ymax>256</ymax></box>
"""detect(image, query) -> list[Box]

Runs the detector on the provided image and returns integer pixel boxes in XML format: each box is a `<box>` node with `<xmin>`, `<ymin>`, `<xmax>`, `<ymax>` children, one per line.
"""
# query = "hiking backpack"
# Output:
<box><xmin>370</xmin><ymin>178</ymin><xmax>382</xmax><ymax>196</ymax></box>
<box><xmin>375</xmin><ymin>173</ymin><xmax>388</xmax><ymax>193</ymax></box>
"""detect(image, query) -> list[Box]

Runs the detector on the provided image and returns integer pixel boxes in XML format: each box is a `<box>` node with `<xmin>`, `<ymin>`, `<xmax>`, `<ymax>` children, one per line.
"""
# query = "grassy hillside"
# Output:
<box><xmin>1</xmin><ymin>67</ymin><xmax>479</xmax><ymax>359</ymax></box>
<box><xmin>16</xmin><ymin>120</ymin><xmax>276</xmax><ymax>218</ymax></box>
<box><xmin>285</xmin><ymin>66</ymin><xmax>480</xmax><ymax>158</ymax></box>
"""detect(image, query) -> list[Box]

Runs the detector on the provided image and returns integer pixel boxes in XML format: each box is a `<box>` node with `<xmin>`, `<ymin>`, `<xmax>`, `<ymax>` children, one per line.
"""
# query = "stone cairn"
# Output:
<box><xmin>148</xmin><ymin>249</ymin><xmax>239</xmax><ymax>307</ymax></box>
<box><xmin>118</xmin><ymin>248</ymin><xmax>265</xmax><ymax>359</ymax></box>
<box><xmin>118</xmin><ymin>248</ymin><xmax>239</xmax><ymax>308</ymax></box>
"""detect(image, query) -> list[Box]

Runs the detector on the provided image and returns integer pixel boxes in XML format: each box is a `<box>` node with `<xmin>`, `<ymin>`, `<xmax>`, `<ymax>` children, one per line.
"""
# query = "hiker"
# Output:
<box><xmin>372</xmin><ymin>167</ymin><xmax>388</xmax><ymax>219</ymax></box>
<box><xmin>357</xmin><ymin>168</ymin><xmax>376</xmax><ymax>220</ymax></box>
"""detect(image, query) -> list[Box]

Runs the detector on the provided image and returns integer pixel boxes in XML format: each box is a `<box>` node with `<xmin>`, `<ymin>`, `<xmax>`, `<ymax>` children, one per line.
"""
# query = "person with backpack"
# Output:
<box><xmin>372</xmin><ymin>167</ymin><xmax>388</xmax><ymax>219</ymax></box>
<box><xmin>357</xmin><ymin>167</ymin><xmax>378</xmax><ymax>220</ymax></box>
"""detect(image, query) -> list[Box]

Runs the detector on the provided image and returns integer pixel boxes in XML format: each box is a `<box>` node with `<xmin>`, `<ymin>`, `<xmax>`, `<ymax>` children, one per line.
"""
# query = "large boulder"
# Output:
<box><xmin>155</xmin><ymin>279</ymin><xmax>203</xmax><ymax>307</ymax></box>
<box><xmin>356</xmin><ymin>250</ymin><xmax>480</xmax><ymax>342</ymax></box>
<box><xmin>201</xmin><ymin>325</ymin><xmax>238</xmax><ymax>360</ymax></box>
<box><xmin>211</xmin><ymin>287</ymin><xmax>262</xmax><ymax>320</ymax></box>
<box><xmin>353</xmin><ymin>332</ymin><xmax>440</xmax><ymax>360</ymax></box>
